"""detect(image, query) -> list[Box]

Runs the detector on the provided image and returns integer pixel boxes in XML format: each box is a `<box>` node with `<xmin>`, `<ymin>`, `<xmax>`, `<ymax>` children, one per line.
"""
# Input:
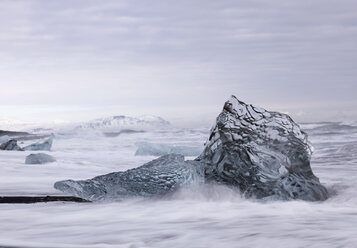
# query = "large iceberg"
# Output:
<box><xmin>54</xmin><ymin>96</ymin><xmax>328</xmax><ymax>202</ymax></box>
<box><xmin>196</xmin><ymin>96</ymin><xmax>328</xmax><ymax>201</ymax></box>
<box><xmin>135</xmin><ymin>142</ymin><xmax>202</xmax><ymax>157</ymax></box>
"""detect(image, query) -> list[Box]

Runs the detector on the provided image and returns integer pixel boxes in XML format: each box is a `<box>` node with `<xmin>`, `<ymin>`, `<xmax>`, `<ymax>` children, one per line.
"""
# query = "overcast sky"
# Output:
<box><xmin>0</xmin><ymin>0</ymin><xmax>356</xmax><ymax>126</ymax></box>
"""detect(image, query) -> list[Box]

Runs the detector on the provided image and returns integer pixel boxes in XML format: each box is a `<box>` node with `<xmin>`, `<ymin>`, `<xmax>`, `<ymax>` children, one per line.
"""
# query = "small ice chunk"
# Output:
<box><xmin>23</xmin><ymin>137</ymin><xmax>53</xmax><ymax>151</ymax></box>
<box><xmin>0</xmin><ymin>139</ymin><xmax>23</xmax><ymax>151</ymax></box>
<box><xmin>135</xmin><ymin>142</ymin><xmax>201</xmax><ymax>157</ymax></box>
<box><xmin>25</xmin><ymin>153</ymin><xmax>56</xmax><ymax>164</ymax></box>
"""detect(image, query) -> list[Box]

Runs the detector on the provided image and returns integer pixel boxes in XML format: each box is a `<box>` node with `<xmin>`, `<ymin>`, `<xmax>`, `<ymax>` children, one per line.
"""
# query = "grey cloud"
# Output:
<box><xmin>0</xmin><ymin>0</ymin><xmax>356</xmax><ymax>125</ymax></box>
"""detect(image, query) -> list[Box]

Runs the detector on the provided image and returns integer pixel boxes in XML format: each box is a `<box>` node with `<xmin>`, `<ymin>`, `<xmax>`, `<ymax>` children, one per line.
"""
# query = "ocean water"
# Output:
<box><xmin>0</xmin><ymin>123</ymin><xmax>356</xmax><ymax>248</ymax></box>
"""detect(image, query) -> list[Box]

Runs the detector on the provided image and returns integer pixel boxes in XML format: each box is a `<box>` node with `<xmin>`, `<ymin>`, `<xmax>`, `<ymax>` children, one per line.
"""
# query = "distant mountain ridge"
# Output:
<box><xmin>0</xmin><ymin>115</ymin><xmax>171</xmax><ymax>133</ymax></box>
<box><xmin>76</xmin><ymin>115</ymin><xmax>170</xmax><ymax>130</ymax></box>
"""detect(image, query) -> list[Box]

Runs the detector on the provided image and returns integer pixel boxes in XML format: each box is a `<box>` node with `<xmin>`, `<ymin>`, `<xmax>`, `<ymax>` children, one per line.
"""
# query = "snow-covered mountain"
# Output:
<box><xmin>0</xmin><ymin>115</ymin><xmax>171</xmax><ymax>134</ymax></box>
<box><xmin>76</xmin><ymin>115</ymin><xmax>170</xmax><ymax>130</ymax></box>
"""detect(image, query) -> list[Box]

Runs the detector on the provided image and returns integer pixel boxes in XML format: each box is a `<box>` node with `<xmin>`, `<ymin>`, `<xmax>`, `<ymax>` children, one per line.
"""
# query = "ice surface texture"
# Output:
<box><xmin>55</xmin><ymin>96</ymin><xmax>327</xmax><ymax>201</ymax></box>
<box><xmin>135</xmin><ymin>142</ymin><xmax>202</xmax><ymax>156</ymax></box>
<box><xmin>55</xmin><ymin>154</ymin><xmax>204</xmax><ymax>201</ymax></box>
<box><xmin>25</xmin><ymin>153</ymin><xmax>56</xmax><ymax>164</ymax></box>
<box><xmin>196</xmin><ymin>96</ymin><xmax>328</xmax><ymax>201</ymax></box>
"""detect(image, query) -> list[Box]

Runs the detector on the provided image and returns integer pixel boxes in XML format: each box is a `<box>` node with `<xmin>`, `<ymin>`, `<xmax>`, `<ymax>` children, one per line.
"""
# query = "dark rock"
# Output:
<box><xmin>0</xmin><ymin>130</ymin><xmax>29</xmax><ymax>136</ymax></box>
<box><xmin>0</xmin><ymin>196</ymin><xmax>90</xmax><ymax>204</ymax></box>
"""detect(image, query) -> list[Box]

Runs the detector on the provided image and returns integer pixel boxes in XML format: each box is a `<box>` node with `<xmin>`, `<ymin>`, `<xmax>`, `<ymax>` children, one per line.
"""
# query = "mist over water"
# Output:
<box><xmin>0</xmin><ymin>122</ymin><xmax>357</xmax><ymax>247</ymax></box>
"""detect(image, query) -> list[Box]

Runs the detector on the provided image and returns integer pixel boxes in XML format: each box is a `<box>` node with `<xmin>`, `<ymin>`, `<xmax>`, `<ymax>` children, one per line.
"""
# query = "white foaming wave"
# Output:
<box><xmin>0</xmin><ymin>121</ymin><xmax>357</xmax><ymax>247</ymax></box>
<box><xmin>340</xmin><ymin>120</ymin><xmax>357</xmax><ymax>127</ymax></box>
<box><xmin>163</xmin><ymin>183</ymin><xmax>244</xmax><ymax>202</ymax></box>
<box><xmin>299</xmin><ymin>123</ymin><xmax>329</xmax><ymax>130</ymax></box>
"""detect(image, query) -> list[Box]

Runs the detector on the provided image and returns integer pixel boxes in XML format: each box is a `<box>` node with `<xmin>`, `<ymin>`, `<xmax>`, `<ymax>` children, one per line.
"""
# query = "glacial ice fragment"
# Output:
<box><xmin>0</xmin><ymin>139</ymin><xmax>23</xmax><ymax>151</ymax></box>
<box><xmin>196</xmin><ymin>96</ymin><xmax>328</xmax><ymax>201</ymax></box>
<box><xmin>135</xmin><ymin>142</ymin><xmax>202</xmax><ymax>156</ymax></box>
<box><xmin>23</xmin><ymin>137</ymin><xmax>53</xmax><ymax>151</ymax></box>
<box><xmin>25</xmin><ymin>153</ymin><xmax>56</xmax><ymax>164</ymax></box>
<box><xmin>0</xmin><ymin>135</ymin><xmax>10</xmax><ymax>145</ymax></box>
<box><xmin>54</xmin><ymin>154</ymin><xmax>205</xmax><ymax>201</ymax></box>
<box><xmin>54</xmin><ymin>96</ymin><xmax>328</xmax><ymax>202</ymax></box>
